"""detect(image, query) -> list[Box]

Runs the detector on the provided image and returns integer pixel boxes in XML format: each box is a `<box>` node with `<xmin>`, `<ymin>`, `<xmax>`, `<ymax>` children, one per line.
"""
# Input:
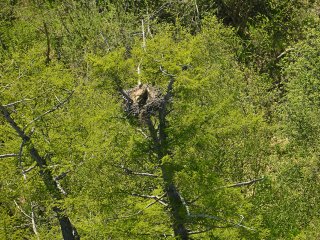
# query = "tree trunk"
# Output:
<box><xmin>161</xmin><ymin>163</ymin><xmax>189</xmax><ymax>239</ymax></box>
<box><xmin>146</xmin><ymin>79</ymin><xmax>190</xmax><ymax>239</ymax></box>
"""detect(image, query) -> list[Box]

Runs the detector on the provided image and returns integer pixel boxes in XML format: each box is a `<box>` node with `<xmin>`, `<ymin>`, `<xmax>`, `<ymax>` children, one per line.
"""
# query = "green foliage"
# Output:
<box><xmin>1</xmin><ymin>0</ymin><xmax>320</xmax><ymax>239</ymax></box>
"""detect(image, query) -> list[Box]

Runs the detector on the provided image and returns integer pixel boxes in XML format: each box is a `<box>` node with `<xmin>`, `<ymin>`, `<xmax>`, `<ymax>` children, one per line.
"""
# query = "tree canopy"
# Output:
<box><xmin>1</xmin><ymin>0</ymin><xmax>320</xmax><ymax>239</ymax></box>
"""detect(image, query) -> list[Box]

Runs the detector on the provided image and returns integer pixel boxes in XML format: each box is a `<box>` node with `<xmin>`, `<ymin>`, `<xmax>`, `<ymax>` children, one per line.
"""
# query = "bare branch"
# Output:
<box><xmin>119</xmin><ymin>165</ymin><xmax>159</xmax><ymax>178</ymax></box>
<box><xmin>23</xmin><ymin>164</ymin><xmax>37</xmax><ymax>174</ymax></box>
<box><xmin>107</xmin><ymin>194</ymin><xmax>167</xmax><ymax>220</ymax></box>
<box><xmin>159</xmin><ymin>66</ymin><xmax>175</xmax><ymax>77</ymax></box>
<box><xmin>14</xmin><ymin>200</ymin><xmax>39</xmax><ymax>238</ymax></box>
<box><xmin>277</xmin><ymin>47</ymin><xmax>295</xmax><ymax>59</ymax></box>
<box><xmin>220</xmin><ymin>177</ymin><xmax>265</xmax><ymax>189</ymax></box>
<box><xmin>55</xmin><ymin>180</ymin><xmax>67</xmax><ymax>195</ymax></box>
<box><xmin>14</xmin><ymin>200</ymin><xmax>31</xmax><ymax>219</ymax></box>
<box><xmin>2</xmin><ymin>99</ymin><xmax>33</xmax><ymax>107</ymax></box>
<box><xmin>0</xmin><ymin>153</ymin><xmax>18</xmax><ymax>159</ymax></box>
<box><xmin>136</xmin><ymin>128</ymin><xmax>149</xmax><ymax>139</ymax></box>
<box><xmin>188</xmin><ymin>225</ymin><xmax>232</xmax><ymax>235</ymax></box>
<box><xmin>131</xmin><ymin>193</ymin><xmax>168</xmax><ymax>206</ymax></box>
<box><xmin>30</xmin><ymin>202</ymin><xmax>39</xmax><ymax>239</ymax></box>
<box><xmin>189</xmin><ymin>214</ymin><xmax>254</xmax><ymax>232</ymax></box>
<box><xmin>18</xmin><ymin>138</ymin><xmax>27</xmax><ymax>180</ymax></box>
<box><xmin>141</xmin><ymin>19</ymin><xmax>146</xmax><ymax>50</ymax></box>
<box><xmin>23</xmin><ymin>91</ymin><xmax>74</xmax><ymax>131</ymax></box>
<box><xmin>189</xmin><ymin>177</ymin><xmax>265</xmax><ymax>204</ymax></box>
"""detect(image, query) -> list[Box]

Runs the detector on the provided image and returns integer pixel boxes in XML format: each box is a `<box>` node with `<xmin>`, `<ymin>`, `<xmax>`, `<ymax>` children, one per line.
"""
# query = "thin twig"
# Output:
<box><xmin>18</xmin><ymin>138</ymin><xmax>27</xmax><ymax>180</ymax></box>
<box><xmin>189</xmin><ymin>213</ymin><xmax>254</xmax><ymax>232</ymax></box>
<box><xmin>119</xmin><ymin>165</ymin><xmax>159</xmax><ymax>178</ymax></box>
<box><xmin>189</xmin><ymin>177</ymin><xmax>265</xmax><ymax>204</ymax></box>
<box><xmin>2</xmin><ymin>99</ymin><xmax>33</xmax><ymax>107</ymax></box>
<box><xmin>131</xmin><ymin>193</ymin><xmax>168</xmax><ymax>206</ymax></box>
<box><xmin>23</xmin><ymin>91</ymin><xmax>74</xmax><ymax>131</ymax></box>
<box><xmin>107</xmin><ymin>194</ymin><xmax>166</xmax><ymax>220</ymax></box>
<box><xmin>219</xmin><ymin>177</ymin><xmax>265</xmax><ymax>189</ymax></box>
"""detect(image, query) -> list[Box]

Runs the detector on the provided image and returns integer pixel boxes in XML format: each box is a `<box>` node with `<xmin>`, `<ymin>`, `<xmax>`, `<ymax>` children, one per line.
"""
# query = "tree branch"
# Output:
<box><xmin>14</xmin><ymin>200</ymin><xmax>32</xmax><ymax>219</ymax></box>
<box><xmin>23</xmin><ymin>91</ymin><xmax>74</xmax><ymax>131</ymax></box>
<box><xmin>277</xmin><ymin>47</ymin><xmax>295</xmax><ymax>59</ymax></box>
<box><xmin>30</xmin><ymin>202</ymin><xmax>39</xmax><ymax>239</ymax></box>
<box><xmin>189</xmin><ymin>213</ymin><xmax>254</xmax><ymax>232</ymax></box>
<box><xmin>119</xmin><ymin>165</ymin><xmax>159</xmax><ymax>178</ymax></box>
<box><xmin>1</xmin><ymin>103</ymin><xmax>79</xmax><ymax>239</ymax></box>
<box><xmin>131</xmin><ymin>193</ymin><xmax>168</xmax><ymax>206</ymax></box>
<box><xmin>2</xmin><ymin>99</ymin><xmax>33</xmax><ymax>107</ymax></box>
<box><xmin>189</xmin><ymin>177</ymin><xmax>265</xmax><ymax>204</ymax></box>
<box><xmin>54</xmin><ymin>170</ymin><xmax>71</xmax><ymax>181</ymax></box>
<box><xmin>0</xmin><ymin>153</ymin><xmax>18</xmax><ymax>159</ymax></box>
<box><xmin>107</xmin><ymin>194</ymin><xmax>167</xmax><ymax>220</ymax></box>
<box><xmin>43</xmin><ymin>22</ymin><xmax>51</xmax><ymax>65</ymax></box>
<box><xmin>219</xmin><ymin>177</ymin><xmax>265</xmax><ymax>189</ymax></box>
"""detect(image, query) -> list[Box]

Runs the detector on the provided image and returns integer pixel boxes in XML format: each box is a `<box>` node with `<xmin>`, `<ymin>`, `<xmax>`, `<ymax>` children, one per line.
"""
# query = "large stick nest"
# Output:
<box><xmin>123</xmin><ymin>84</ymin><xmax>163</xmax><ymax>120</ymax></box>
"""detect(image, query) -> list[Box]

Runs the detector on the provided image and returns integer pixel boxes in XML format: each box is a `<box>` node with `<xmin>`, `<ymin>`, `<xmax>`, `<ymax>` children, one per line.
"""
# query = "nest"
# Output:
<box><xmin>123</xmin><ymin>84</ymin><xmax>163</xmax><ymax>121</ymax></box>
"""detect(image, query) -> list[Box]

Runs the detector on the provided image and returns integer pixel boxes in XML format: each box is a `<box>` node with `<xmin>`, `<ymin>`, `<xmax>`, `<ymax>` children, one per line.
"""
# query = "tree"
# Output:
<box><xmin>89</xmin><ymin>18</ymin><xmax>269</xmax><ymax>239</ymax></box>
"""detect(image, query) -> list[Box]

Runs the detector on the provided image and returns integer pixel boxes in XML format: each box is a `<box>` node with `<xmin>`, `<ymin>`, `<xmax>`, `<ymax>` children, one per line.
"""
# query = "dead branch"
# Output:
<box><xmin>55</xmin><ymin>180</ymin><xmax>67</xmax><ymax>195</ymax></box>
<box><xmin>14</xmin><ymin>200</ymin><xmax>31</xmax><ymax>219</ymax></box>
<box><xmin>119</xmin><ymin>165</ymin><xmax>158</xmax><ymax>178</ymax></box>
<box><xmin>277</xmin><ymin>47</ymin><xmax>295</xmax><ymax>59</ymax></box>
<box><xmin>131</xmin><ymin>193</ymin><xmax>168</xmax><ymax>206</ymax></box>
<box><xmin>141</xmin><ymin>19</ymin><xmax>146</xmax><ymax>50</ymax></box>
<box><xmin>220</xmin><ymin>177</ymin><xmax>265</xmax><ymax>189</ymax></box>
<box><xmin>189</xmin><ymin>213</ymin><xmax>254</xmax><ymax>232</ymax></box>
<box><xmin>14</xmin><ymin>200</ymin><xmax>39</xmax><ymax>238</ymax></box>
<box><xmin>23</xmin><ymin>91</ymin><xmax>74</xmax><ymax>131</ymax></box>
<box><xmin>23</xmin><ymin>163</ymin><xmax>37</xmax><ymax>174</ymax></box>
<box><xmin>18</xmin><ymin>138</ymin><xmax>27</xmax><ymax>179</ymax></box>
<box><xmin>189</xmin><ymin>177</ymin><xmax>265</xmax><ymax>204</ymax></box>
<box><xmin>0</xmin><ymin>153</ymin><xmax>18</xmax><ymax>159</ymax></box>
<box><xmin>2</xmin><ymin>99</ymin><xmax>33</xmax><ymax>107</ymax></box>
<box><xmin>30</xmin><ymin>202</ymin><xmax>39</xmax><ymax>239</ymax></box>
<box><xmin>136</xmin><ymin>128</ymin><xmax>149</xmax><ymax>139</ymax></box>
<box><xmin>107</xmin><ymin>194</ymin><xmax>167</xmax><ymax>220</ymax></box>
